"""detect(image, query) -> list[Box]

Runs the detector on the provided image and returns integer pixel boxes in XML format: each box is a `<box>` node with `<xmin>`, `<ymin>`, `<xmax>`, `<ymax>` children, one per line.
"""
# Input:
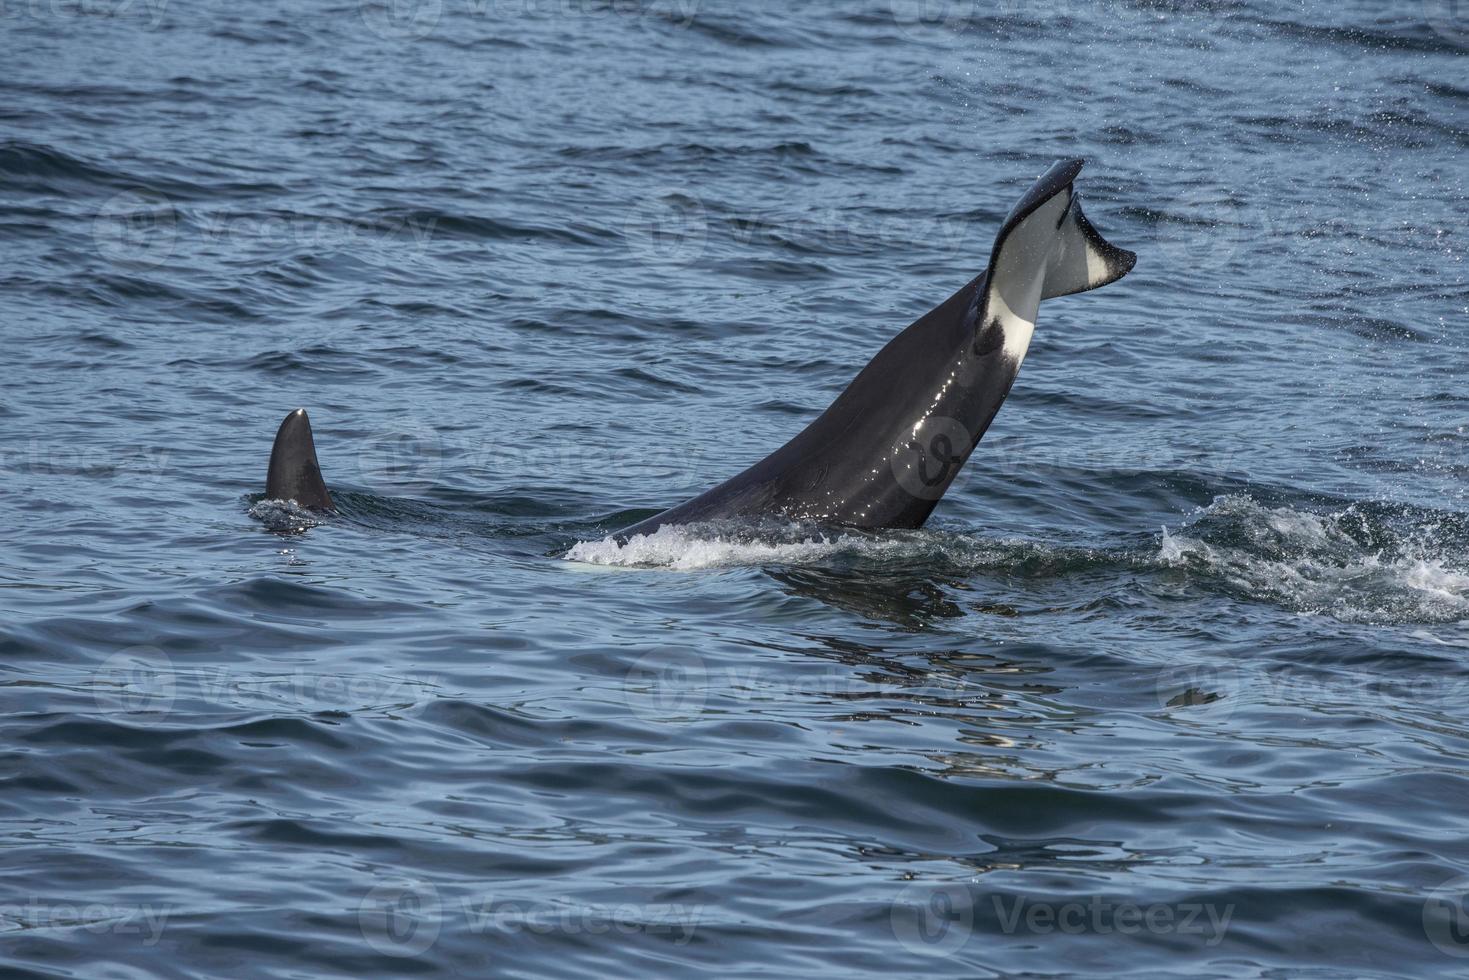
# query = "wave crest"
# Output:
<box><xmin>1160</xmin><ymin>495</ymin><xmax>1469</xmax><ymax>624</ymax></box>
<box><xmin>565</xmin><ymin>522</ymin><xmax>910</xmax><ymax>570</ymax></box>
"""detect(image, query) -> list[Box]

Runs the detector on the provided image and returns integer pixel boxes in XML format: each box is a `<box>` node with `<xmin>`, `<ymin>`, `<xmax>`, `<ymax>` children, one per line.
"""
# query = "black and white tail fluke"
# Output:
<box><xmin>266</xmin><ymin>409</ymin><xmax>334</xmax><ymax>512</ymax></box>
<box><xmin>1042</xmin><ymin>191</ymin><xmax>1138</xmax><ymax>299</ymax></box>
<box><xmin>980</xmin><ymin>158</ymin><xmax>1137</xmax><ymax>365</ymax></box>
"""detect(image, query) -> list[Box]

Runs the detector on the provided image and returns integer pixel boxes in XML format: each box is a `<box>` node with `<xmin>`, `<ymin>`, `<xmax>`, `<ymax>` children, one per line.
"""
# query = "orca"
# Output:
<box><xmin>265</xmin><ymin>409</ymin><xmax>335</xmax><ymax>512</ymax></box>
<box><xmin>617</xmin><ymin>158</ymin><xmax>1135</xmax><ymax>539</ymax></box>
<box><xmin>255</xmin><ymin>160</ymin><xmax>1132</xmax><ymax>534</ymax></box>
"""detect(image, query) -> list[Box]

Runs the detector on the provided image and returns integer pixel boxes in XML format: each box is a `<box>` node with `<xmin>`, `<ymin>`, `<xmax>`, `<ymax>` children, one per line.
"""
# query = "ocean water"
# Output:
<box><xmin>3</xmin><ymin>0</ymin><xmax>1469</xmax><ymax>975</ymax></box>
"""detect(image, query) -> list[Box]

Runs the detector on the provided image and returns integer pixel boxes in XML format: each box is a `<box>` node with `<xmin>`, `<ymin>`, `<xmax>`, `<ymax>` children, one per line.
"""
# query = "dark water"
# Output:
<box><xmin>3</xmin><ymin>0</ymin><xmax>1469</xmax><ymax>975</ymax></box>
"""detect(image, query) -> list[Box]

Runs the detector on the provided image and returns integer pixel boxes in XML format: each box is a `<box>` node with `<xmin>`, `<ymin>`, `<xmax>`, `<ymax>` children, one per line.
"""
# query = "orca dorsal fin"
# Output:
<box><xmin>266</xmin><ymin>409</ymin><xmax>335</xmax><ymax>512</ymax></box>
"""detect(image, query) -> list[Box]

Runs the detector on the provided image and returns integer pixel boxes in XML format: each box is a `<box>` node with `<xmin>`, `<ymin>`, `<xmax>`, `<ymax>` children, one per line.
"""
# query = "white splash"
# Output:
<box><xmin>248</xmin><ymin>498</ymin><xmax>330</xmax><ymax>532</ymax></box>
<box><xmin>1157</xmin><ymin>495</ymin><xmax>1469</xmax><ymax>625</ymax></box>
<box><xmin>565</xmin><ymin>523</ymin><xmax>930</xmax><ymax>571</ymax></box>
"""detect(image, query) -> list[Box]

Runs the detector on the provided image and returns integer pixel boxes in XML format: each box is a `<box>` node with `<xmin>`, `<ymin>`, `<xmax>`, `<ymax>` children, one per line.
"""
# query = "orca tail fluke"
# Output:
<box><xmin>1041</xmin><ymin>190</ymin><xmax>1137</xmax><ymax>300</ymax></box>
<box><xmin>266</xmin><ymin>409</ymin><xmax>335</xmax><ymax>512</ymax></box>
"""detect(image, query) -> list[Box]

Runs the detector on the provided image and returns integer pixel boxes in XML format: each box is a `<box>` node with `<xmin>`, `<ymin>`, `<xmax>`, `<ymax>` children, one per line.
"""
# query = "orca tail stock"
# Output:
<box><xmin>612</xmin><ymin>158</ymin><xmax>1137</xmax><ymax>540</ymax></box>
<box><xmin>265</xmin><ymin>409</ymin><xmax>335</xmax><ymax>512</ymax></box>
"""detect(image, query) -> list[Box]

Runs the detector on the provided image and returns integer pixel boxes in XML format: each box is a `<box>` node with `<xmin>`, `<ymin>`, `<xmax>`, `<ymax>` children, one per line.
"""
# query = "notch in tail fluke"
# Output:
<box><xmin>266</xmin><ymin>409</ymin><xmax>335</xmax><ymax>512</ymax></box>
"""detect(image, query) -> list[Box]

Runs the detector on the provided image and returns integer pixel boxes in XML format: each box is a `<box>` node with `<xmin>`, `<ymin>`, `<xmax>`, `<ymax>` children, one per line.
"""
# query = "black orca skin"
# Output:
<box><xmin>265</xmin><ymin>409</ymin><xmax>335</xmax><ymax>512</ymax></box>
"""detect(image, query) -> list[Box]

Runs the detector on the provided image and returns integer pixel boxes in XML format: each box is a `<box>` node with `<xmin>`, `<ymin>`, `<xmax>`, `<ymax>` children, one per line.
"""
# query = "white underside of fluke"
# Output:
<box><xmin>986</xmin><ymin>186</ymin><xmax>1126</xmax><ymax>365</ymax></box>
<box><xmin>1044</xmin><ymin>191</ymin><xmax>1126</xmax><ymax>299</ymax></box>
<box><xmin>986</xmin><ymin>190</ymin><xmax>1070</xmax><ymax>364</ymax></box>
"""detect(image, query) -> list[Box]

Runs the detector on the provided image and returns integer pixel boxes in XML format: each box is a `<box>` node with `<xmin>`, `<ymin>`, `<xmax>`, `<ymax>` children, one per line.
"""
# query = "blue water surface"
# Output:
<box><xmin>3</xmin><ymin>1</ymin><xmax>1469</xmax><ymax>976</ymax></box>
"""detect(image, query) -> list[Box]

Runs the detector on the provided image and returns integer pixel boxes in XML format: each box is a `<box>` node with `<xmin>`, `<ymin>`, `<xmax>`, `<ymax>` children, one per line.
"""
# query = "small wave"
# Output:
<box><xmin>366</xmin><ymin>208</ymin><xmax>611</xmax><ymax>247</ymax></box>
<box><xmin>0</xmin><ymin>139</ymin><xmax>213</xmax><ymax>198</ymax></box>
<box><xmin>247</xmin><ymin>498</ymin><xmax>332</xmax><ymax>533</ymax></box>
<box><xmin>1158</xmin><ymin>495</ymin><xmax>1469</xmax><ymax>624</ymax></box>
